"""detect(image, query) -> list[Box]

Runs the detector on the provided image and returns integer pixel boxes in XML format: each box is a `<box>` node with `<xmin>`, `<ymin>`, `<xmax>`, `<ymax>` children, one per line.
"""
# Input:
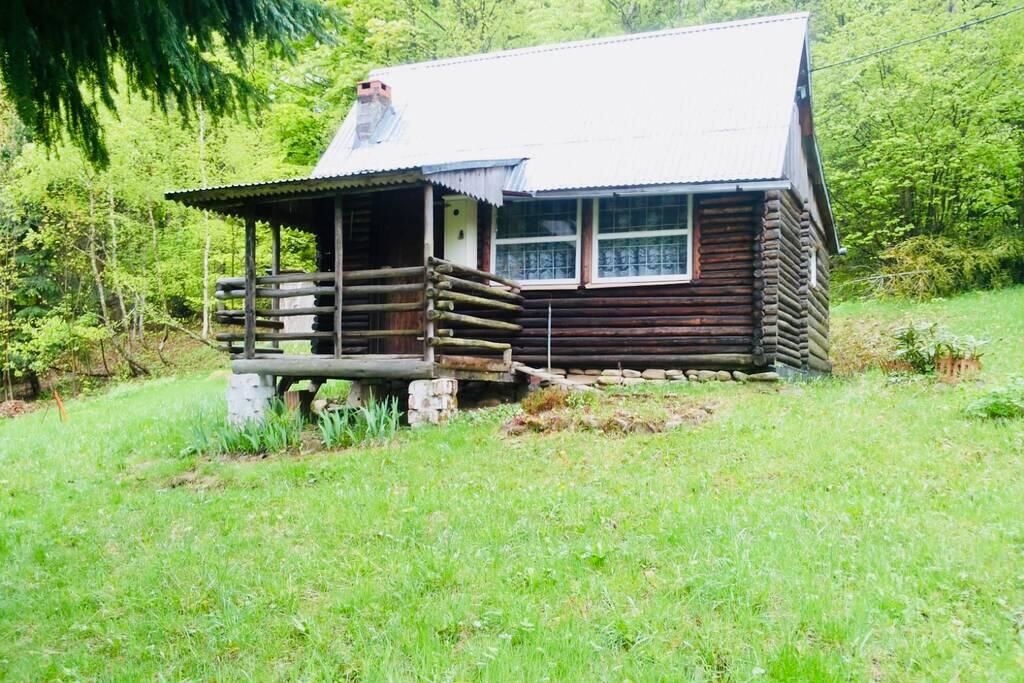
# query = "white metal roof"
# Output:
<box><xmin>312</xmin><ymin>12</ymin><xmax>811</xmax><ymax>192</ymax></box>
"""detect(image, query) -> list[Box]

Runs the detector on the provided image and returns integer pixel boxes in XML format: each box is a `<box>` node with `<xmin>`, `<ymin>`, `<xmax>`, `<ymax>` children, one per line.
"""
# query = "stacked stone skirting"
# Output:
<box><xmin>226</xmin><ymin>373</ymin><xmax>276</xmax><ymax>426</ymax></box>
<box><xmin>547</xmin><ymin>368</ymin><xmax>780</xmax><ymax>387</ymax></box>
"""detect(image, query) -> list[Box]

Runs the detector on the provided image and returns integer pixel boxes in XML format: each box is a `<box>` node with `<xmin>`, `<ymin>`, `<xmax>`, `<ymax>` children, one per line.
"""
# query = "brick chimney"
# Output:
<box><xmin>355</xmin><ymin>79</ymin><xmax>392</xmax><ymax>145</ymax></box>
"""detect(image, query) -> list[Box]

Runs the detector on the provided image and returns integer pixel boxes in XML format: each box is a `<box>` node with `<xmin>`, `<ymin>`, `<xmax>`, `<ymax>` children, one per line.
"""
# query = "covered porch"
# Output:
<box><xmin>168</xmin><ymin>176</ymin><xmax>525</xmax><ymax>391</ymax></box>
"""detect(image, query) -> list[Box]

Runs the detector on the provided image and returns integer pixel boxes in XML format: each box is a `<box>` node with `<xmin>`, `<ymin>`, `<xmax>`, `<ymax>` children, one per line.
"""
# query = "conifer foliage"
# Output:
<box><xmin>0</xmin><ymin>0</ymin><xmax>335</xmax><ymax>166</ymax></box>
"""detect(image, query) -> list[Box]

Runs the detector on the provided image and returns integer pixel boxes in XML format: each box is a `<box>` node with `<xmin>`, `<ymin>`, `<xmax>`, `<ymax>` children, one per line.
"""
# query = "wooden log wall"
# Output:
<box><xmin>473</xmin><ymin>192</ymin><xmax>763</xmax><ymax>369</ymax></box>
<box><xmin>759</xmin><ymin>189</ymin><xmax>831</xmax><ymax>373</ymax></box>
<box><xmin>312</xmin><ymin>193</ymin><xmax>374</xmax><ymax>355</ymax></box>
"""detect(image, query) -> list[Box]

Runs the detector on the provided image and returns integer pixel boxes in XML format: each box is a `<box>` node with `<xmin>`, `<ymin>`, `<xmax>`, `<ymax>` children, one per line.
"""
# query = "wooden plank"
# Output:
<box><xmin>218</xmin><ymin>329</ymin><xmax>422</xmax><ymax>343</ymax></box>
<box><xmin>423</xmin><ymin>184</ymin><xmax>435</xmax><ymax>364</ymax></box>
<box><xmin>334</xmin><ymin>193</ymin><xmax>344</xmax><ymax>358</ymax></box>
<box><xmin>270</xmin><ymin>223</ymin><xmax>281</xmax><ymax>350</ymax></box>
<box><xmin>243</xmin><ymin>214</ymin><xmax>256</xmax><ymax>359</ymax></box>
<box><xmin>428</xmin><ymin>336</ymin><xmax>511</xmax><ymax>351</ymax></box>
<box><xmin>437</xmin><ymin>354</ymin><xmax>511</xmax><ymax>373</ymax></box>
<box><xmin>232</xmin><ymin>357</ymin><xmax>436</xmax><ymax>380</ymax></box>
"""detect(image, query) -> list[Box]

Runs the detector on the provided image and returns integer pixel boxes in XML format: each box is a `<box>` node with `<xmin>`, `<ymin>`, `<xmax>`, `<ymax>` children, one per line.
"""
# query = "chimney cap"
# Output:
<box><xmin>357</xmin><ymin>79</ymin><xmax>391</xmax><ymax>98</ymax></box>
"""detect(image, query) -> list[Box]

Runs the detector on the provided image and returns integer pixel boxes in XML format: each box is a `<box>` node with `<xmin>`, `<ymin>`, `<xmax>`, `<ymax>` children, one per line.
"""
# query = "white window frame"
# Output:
<box><xmin>809</xmin><ymin>247</ymin><xmax>819</xmax><ymax>288</ymax></box>
<box><xmin>591</xmin><ymin>195</ymin><xmax>693</xmax><ymax>285</ymax></box>
<box><xmin>491</xmin><ymin>198</ymin><xmax>582</xmax><ymax>288</ymax></box>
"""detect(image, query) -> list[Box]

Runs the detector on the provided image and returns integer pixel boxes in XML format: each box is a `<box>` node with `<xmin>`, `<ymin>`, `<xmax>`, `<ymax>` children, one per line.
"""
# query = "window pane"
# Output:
<box><xmin>497</xmin><ymin>199</ymin><xmax>577</xmax><ymax>239</ymax></box>
<box><xmin>598</xmin><ymin>194</ymin><xmax>689</xmax><ymax>234</ymax></box>
<box><xmin>597</xmin><ymin>234</ymin><xmax>688</xmax><ymax>278</ymax></box>
<box><xmin>496</xmin><ymin>241</ymin><xmax>576</xmax><ymax>281</ymax></box>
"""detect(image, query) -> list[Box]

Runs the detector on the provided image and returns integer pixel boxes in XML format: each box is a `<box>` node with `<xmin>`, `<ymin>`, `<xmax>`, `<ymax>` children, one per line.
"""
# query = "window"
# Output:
<box><xmin>809</xmin><ymin>248</ymin><xmax>818</xmax><ymax>288</ymax></box>
<box><xmin>494</xmin><ymin>199</ymin><xmax>580</xmax><ymax>285</ymax></box>
<box><xmin>594</xmin><ymin>194</ymin><xmax>691</xmax><ymax>282</ymax></box>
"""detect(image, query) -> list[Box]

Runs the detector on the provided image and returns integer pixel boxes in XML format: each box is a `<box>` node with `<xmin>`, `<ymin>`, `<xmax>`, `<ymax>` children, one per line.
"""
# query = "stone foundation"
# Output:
<box><xmin>227</xmin><ymin>373</ymin><xmax>275</xmax><ymax>426</ymax></box>
<box><xmin>563</xmin><ymin>368</ymin><xmax>780</xmax><ymax>387</ymax></box>
<box><xmin>407</xmin><ymin>378</ymin><xmax>458</xmax><ymax>427</ymax></box>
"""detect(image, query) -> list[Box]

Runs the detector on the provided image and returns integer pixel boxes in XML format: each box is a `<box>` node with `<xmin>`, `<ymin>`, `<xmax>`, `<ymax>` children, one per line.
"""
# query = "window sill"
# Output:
<box><xmin>585</xmin><ymin>277</ymin><xmax>692</xmax><ymax>289</ymax></box>
<box><xmin>517</xmin><ymin>282</ymin><xmax>582</xmax><ymax>291</ymax></box>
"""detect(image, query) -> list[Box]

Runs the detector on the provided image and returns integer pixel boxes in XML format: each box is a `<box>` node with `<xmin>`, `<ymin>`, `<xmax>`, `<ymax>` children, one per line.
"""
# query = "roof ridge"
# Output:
<box><xmin>371</xmin><ymin>11</ymin><xmax>809</xmax><ymax>76</ymax></box>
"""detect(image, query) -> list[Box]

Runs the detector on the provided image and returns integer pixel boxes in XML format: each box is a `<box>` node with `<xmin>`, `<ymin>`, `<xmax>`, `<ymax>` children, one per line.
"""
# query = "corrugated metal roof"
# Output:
<box><xmin>312</xmin><ymin>12</ymin><xmax>810</xmax><ymax>192</ymax></box>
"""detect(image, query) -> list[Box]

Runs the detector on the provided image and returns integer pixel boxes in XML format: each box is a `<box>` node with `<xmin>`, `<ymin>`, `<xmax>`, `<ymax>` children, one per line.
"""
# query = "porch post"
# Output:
<box><xmin>333</xmin><ymin>193</ymin><xmax>344</xmax><ymax>358</ymax></box>
<box><xmin>243</xmin><ymin>213</ymin><xmax>257</xmax><ymax>359</ymax></box>
<box><xmin>270</xmin><ymin>223</ymin><xmax>281</xmax><ymax>350</ymax></box>
<box><xmin>423</xmin><ymin>183</ymin><xmax>435</xmax><ymax>364</ymax></box>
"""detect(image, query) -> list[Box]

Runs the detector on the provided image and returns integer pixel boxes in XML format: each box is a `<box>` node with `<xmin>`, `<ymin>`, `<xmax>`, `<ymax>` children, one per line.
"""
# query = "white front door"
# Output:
<box><xmin>443</xmin><ymin>196</ymin><xmax>478</xmax><ymax>268</ymax></box>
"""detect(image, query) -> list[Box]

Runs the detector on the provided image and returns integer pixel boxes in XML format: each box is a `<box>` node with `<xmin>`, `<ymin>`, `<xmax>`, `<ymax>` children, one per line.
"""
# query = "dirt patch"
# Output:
<box><xmin>0</xmin><ymin>400</ymin><xmax>34</xmax><ymax>419</ymax></box>
<box><xmin>503</xmin><ymin>392</ymin><xmax>719</xmax><ymax>437</ymax></box>
<box><xmin>165</xmin><ymin>470</ymin><xmax>224</xmax><ymax>491</ymax></box>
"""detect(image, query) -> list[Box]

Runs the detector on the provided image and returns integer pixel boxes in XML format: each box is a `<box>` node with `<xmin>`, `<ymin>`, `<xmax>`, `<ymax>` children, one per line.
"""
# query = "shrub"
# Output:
<box><xmin>891</xmin><ymin>322</ymin><xmax>940</xmax><ymax>374</ymax></box>
<box><xmin>521</xmin><ymin>387</ymin><xmax>568</xmax><ymax>415</ymax></box>
<box><xmin>879</xmin><ymin>235</ymin><xmax>1024</xmax><ymax>299</ymax></box>
<box><xmin>964</xmin><ymin>378</ymin><xmax>1024</xmax><ymax>420</ymax></box>
<box><xmin>183</xmin><ymin>399</ymin><xmax>304</xmax><ymax>456</ymax></box>
<box><xmin>887</xmin><ymin>323</ymin><xmax>987</xmax><ymax>376</ymax></box>
<box><xmin>318</xmin><ymin>396</ymin><xmax>401</xmax><ymax>448</ymax></box>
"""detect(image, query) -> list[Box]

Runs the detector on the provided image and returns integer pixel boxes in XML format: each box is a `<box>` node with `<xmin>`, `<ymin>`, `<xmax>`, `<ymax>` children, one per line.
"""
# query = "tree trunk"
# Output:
<box><xmin>88</xmin><ymin>191</ymin><xmax>110</xmax><ymax>326</ymax></box>
<box><xmin>198</xmin><ymin>104</ymin><xmax>212</xmax><ymax>340</ymax></box>
<box><xmin>108</xmin><ymin>187</ymin><xmax>130</xmax><ymax>344</ymax></box>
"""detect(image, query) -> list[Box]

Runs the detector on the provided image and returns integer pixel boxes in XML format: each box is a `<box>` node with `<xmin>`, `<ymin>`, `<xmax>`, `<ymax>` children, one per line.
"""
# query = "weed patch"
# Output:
<box><xmin>965</xmin><ymin>377</ymin><xmax>1024</xmax><ymax>419</ymax></box>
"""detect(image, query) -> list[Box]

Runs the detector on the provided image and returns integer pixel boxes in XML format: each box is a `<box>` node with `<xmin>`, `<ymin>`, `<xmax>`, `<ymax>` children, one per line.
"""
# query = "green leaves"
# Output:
<box><xmin>0</xmin><ymin>0</ymin><xmax>338</xmax><ymax>166</ymax></box>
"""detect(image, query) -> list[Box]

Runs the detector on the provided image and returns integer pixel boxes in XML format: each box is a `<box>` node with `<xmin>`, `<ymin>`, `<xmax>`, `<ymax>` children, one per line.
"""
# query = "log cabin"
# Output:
<box><xmin>166</xmin><ymin>12</ymin><xmax>839</xmax><ymax>422</ymax></box>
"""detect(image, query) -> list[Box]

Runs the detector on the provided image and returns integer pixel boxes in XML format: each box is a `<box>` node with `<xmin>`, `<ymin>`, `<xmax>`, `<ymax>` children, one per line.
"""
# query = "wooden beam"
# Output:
<box><xmin>428</xmin><ymin>336</ymin><xmax>511</xmax><ymax>351</ymax></box>
<box><xmin>433</xmin><ymin>289</ymin><xmax>523</xmax><ymax>313</ymax></box>
<box><xmin>232</xmin><ymin>357</ymin><xmax>436</xmax><ymax>380</ymax></box>
<box><xmin>428</xmin><ymin>310</ymin><xmax>522</xmax><ymax>332</ymax></box>
<box><xmin>423</xmin><ymin>184</ymin><xmax>435</xmax><ymax>364</ymax></box>
<box><xmin>270</xmin><ymin>222</ymin><xmax>281</xmax><ymax>350</ymax></box>
<box><xmin>334</xmin><ymin>193</ymin><xmax>344</xmax><ymax>358</ymax></box>
<box><xmin>243</xmin><ymin>213</ymin><xmax>257</xmax><ymax>359</ymax></box>
<box><xmin>428</xmin><ymin>256</ymin><xmax>520</xmax><ymax>290</ymax></box>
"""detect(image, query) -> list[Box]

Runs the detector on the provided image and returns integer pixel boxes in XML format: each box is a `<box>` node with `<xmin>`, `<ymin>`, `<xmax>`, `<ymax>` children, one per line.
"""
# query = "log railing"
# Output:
<box><xmin>424</xmin><ymin>257</ymin><xmax>523</xmax><ymax>365</ymax></box>
<box><xmin>214</xmin><ymin>258</ymin><xmax>523</xmax><ymax>365</ymax></box>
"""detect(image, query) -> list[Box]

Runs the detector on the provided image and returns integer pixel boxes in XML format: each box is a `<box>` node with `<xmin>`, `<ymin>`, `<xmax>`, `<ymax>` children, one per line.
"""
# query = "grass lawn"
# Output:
<box><xmin>1</xmin><ymin>288</ymin><xmax>1023</xmax><ymax>680</ymax></box>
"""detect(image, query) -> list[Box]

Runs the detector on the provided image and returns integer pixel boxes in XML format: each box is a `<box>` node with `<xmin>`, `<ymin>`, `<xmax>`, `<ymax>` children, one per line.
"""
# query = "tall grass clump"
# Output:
<box><xmin>318</xmin><ymin>396</ymin><xmax>401</xmax><ymax>448</ymax></box>
<box><xmin>182</xmin><ymin>399</ymin><xmax>304</xmax><ymax>456</ymax></box>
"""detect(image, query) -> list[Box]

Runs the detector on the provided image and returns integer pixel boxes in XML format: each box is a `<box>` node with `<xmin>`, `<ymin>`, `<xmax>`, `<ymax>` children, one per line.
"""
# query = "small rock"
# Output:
<box><xmin>601</xmin><ymin>369</ymin><xmax>623</xmax><ymax>377</ymax></box>
<box><xmin>732</xmin><ymin>371</ymin><xmax>749</xmax><ymax>382</ymax></box>
<box><xmin>647</xmin><ymin>379</ymin><xmax>668</xmax><ymax>385</ymax></box>
<box><xmin>716</xmin><ymin>370</ymin><xmax>733</xmax><ymax>382</ymax></box>
<box><xmin>597</xmin><ymin>375</ymin><xmax>623</xmax><ymax>386</ymax></box>
<box><xmin>685</xmin><ymin>369</ymin><xmax>699</xmax><ymax>378</ymax></box>
<box><xmin>568</xmin><ymin>368</ymin><xmax>586</xmax><ymax>376</ymax></box>
<box><xmin>748</xmin><ymin>371</ymin><xmax>780</xmax><ymax>382</ymax></box>
<box><xmin>696</xmin><ymin>370</ymin><xmax>718</xmax><ymax>382</ymax></box>
<box><xmin>641</xmin><ymin>369</ymin><xmax>667</xmax><ymax>380</ymax></box>
<box><xmin>622</xmin><ymin>369</ymin><xmax>642</xmax><ymax>378</ymax></box>
<box><xmin>547</xmin><ymin>367</ymin><xmax>567</xmax><ymax>376</ymax></box>
<box><xmin>311</xmin><ymin>399</ymin><xmax>328</xmax><ymax>414</ymax></box>
<box><xmin>622</xmin><ymin>377</ymin><xmax>645</xmax><ymax>386</ymax></box>
<box><xmin>670</xmin><ymin>375</ymin><xmax>689</xmax><ymax>382</ymax></box>
<box><xmin>566</xmin><ymin>375</ymin><xmax>599</xmax><ymax>386</ymax></box>
<box><xmin>584</xmin><ymin>369</ymin><xmax>603</xmax><ymax>376</ymax></box>
<box><xmin>665</xmin><ymin>369</ymin><xmax>684</xmax><ymax>378</ymax></box>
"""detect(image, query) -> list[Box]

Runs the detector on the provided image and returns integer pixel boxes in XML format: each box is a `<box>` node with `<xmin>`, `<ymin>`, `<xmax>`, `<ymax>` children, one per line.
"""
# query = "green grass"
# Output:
<box><xmin>2</xmin><ymin>288</ymin><xmax>1023</xmax><ymax>680</ymax></box>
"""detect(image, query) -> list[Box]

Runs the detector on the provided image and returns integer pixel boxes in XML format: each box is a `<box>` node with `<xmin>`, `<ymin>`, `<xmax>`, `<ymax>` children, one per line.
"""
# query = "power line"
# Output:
<box><xmin>811</xmin><ymin>4</ymin><xmax>1024</xmax><ymax>72</ymax></box>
